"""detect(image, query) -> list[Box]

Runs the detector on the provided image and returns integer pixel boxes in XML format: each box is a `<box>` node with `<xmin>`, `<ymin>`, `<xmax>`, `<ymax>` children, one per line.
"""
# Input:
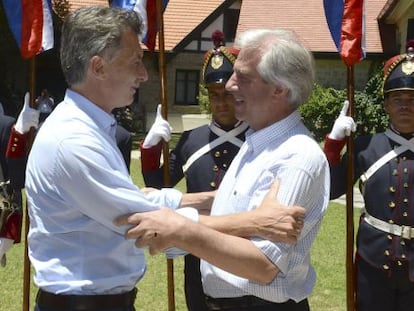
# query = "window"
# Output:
<box><xmin>175</xmin><ymin>70</ymin><xmax>199</xmax><ymax>105</ymax></box>
<box><xmin>223</xmin><ymin>8</ymin><xmax>240</xmax><ymax>43</ymax></box>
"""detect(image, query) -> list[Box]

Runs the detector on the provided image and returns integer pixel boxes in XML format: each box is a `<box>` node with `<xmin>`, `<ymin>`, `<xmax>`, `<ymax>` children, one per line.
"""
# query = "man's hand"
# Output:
<box><xmin>328</xmin><ymin>100</ymin><xmax>356</xmax><ymax>140</ymax></box>
<box><xmin>251</xmin><ymin>180</ymin><xmax>306</xmax><ymax>244</ymax></box>
<box><xmin>115</xmin><ymin>208</ymin><xmax>187</xmax><ymax>255</ymax></box>
<box><xmin>142</xmin><ymin>105</ymin><xmax>172</xmax><ymax>148</ymax></box>
<box><xmin>14</xmin><ymin>92</ymin><xmax>40</xmax><ymax>134</ymax></box>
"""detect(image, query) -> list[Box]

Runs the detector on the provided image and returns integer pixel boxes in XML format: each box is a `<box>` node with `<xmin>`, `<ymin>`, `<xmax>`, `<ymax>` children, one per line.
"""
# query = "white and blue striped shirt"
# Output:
<box><xmin>201</xmin><ymin>110</ymin><xmax>330</xmax><ymax>303</ymax></box>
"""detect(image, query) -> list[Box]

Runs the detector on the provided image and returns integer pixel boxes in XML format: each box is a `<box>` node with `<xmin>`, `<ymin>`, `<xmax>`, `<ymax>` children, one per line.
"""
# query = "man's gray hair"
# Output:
<box><xmin>60</xmin><ymin>6</ymin><xmax>143</xmax><ymax>86</ymax></box>
<box><xmin>235</xmin><ymin>28</ymin><xmax>315</xmax><ymax>109</ymax></box>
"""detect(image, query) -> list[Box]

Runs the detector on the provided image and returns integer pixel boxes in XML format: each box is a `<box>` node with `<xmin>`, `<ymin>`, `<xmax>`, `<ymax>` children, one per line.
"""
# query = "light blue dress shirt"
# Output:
<box><xmin>26</xmin><ymin>90</ymin><xmax>182</xmax><ymax>295</ymax></box>
<box><xmin>201</xmin><ymin>110</ymin><xmax>330</xmax><ymax>303</ymax></box>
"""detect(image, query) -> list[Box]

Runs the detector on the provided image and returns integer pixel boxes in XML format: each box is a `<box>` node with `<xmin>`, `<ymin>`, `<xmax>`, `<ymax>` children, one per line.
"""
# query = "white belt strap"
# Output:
<box><xmin>360</xmin><ymin>129</ymin><xmax>414</xmax><ymax>183</ymax></box>
<box><xmin>182</xmin><ymin>122</ymin><xmax>248</xmax><ymax>173</ymax></box>
<box><xmin>364</xmin><ymin>212</ymin><xmax>414</xmax><ymax>239</ymax></box>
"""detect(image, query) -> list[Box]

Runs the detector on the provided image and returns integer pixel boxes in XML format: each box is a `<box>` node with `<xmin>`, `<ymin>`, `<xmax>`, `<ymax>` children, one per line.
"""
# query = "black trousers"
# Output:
<box><xmin>184</xmin><ymin>254</ymin><xmax>209</xmax><ymax>311</ymax></box>
<box><xmin>205</xmin><ymin>296</ymin><xmax>310</xmax><ymax>311</ymax></box>
<box><xmin>357</xmin><ymin>257</ymin><xmax>414</xmax><ymax>311</ymax></box>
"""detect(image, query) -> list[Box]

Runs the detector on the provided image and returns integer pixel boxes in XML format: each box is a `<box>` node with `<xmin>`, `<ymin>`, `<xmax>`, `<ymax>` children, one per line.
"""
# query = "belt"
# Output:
<box><xmin>205</xmin><ymin>295</ymin><xmax>289</xmax><ymax>310</ymax></box>
<box><xmin>364</xmin><ymin>213</ymin><xmax>414</xmax><ymax>240</ymax></box>
<box><xmin>36</xmin><ymin>288</ymin><xmax>137</xmax><ymax>311</ymax></box>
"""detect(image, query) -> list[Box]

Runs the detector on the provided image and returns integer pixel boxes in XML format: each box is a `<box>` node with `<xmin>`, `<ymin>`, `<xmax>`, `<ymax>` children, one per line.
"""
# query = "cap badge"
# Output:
<box><xmin>211</xmin><ymin>54</ymin><xmax>224</xmax><ymax>70</ymax></box>
<box><xmin>402</xmin><ymin>59</ymin><xmax>414</xmax><ymax>75</ymax></box>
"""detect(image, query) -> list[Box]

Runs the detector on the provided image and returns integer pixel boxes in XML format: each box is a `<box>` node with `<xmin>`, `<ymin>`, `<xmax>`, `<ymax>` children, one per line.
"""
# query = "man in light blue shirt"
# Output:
<box><xmin>117</xmin><ymin>28</ymin><xmax>329</xmax><ymax>311</ymax></box>
<box><xmin>27</xmin><ymin>7</ymin><xmax>306</xmax><ymax>311</ymax></box>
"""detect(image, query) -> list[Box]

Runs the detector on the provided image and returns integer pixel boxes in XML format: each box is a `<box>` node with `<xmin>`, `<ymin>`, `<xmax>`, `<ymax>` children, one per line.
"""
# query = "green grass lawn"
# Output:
<box><xmin>0</xmin><ymin>157</ymin><xmax>360</xmax><ymax>310</ymax></box>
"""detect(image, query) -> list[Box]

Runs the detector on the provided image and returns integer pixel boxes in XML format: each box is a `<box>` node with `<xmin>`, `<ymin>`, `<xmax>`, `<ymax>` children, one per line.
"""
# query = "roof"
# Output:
<box><xmin>237</xmin><ymin>0</ymin><xmax>386</xmax><ymax>54</ymax></box>
<box><xmin>66</xmin><ymin>0</ymin><xmax>387</xmax><ymax>54</ymax></box>
<box><xmin>69</xmin><ymin>0</ymin><xmax>108</xmax><ymax>11</ymax></box>
<box><xmin>163</xmin><ymin>0</ymin><xmax>225</xmax><ymax>50</ymax></box>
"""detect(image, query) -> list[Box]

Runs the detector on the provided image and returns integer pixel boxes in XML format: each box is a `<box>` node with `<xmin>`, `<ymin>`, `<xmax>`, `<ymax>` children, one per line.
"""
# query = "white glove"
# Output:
<box><xmin>328</xmin><ymin>100</ymin><xmax>356</xmax><ymax>140</ymax></box>
<box><xmin>0</xmin><ymin>238</ymin><xmax>14</xmax><ymax>267</ymax></box>
<box><xmin>143</xmin><ymin>105</ymin><xmax>172</xmax><ymax>148</ymax></box>
<box><xmin>14</xmin><ymin>92</ymin><xmax>40</xmax><ymax>134</ymax></box>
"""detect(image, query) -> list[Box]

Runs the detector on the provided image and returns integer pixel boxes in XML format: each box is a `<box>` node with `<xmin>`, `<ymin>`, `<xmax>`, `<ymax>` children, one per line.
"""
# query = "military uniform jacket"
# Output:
<box><xmin>330</xmin><ymin>131</ymin><xmax>414</xmax><ymax>279</ymax></box>
<box><xmin>0</xmin><ymin>115</ymin><xmax>27</xmax><ymax>241</ymax></box>
<box><xmin>142</xmin><ymin>123</ymin><xmax>248</xmax><ymax>193</ymax></box>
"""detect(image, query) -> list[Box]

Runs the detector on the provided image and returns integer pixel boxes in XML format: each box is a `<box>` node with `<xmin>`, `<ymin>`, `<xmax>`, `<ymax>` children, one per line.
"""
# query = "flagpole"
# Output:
<box><xmin>23</xmin><ymin>56</ymin><xmax>37</xmax><ymax>311</ymax></box>
<box><xmin>345</xmin><ymin>65</ymin><xmax>355</xmax><ymax>311</ymax></box>
<box><xmin>155</xmin><ymin>0</ymin><xmax>175</xmax><ymax>310</ymax></box>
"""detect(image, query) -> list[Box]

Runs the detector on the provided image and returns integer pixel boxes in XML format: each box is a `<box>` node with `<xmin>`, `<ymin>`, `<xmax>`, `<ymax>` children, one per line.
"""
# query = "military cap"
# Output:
<box><xmin>383</xmin><ymin>40</ymin><xmax>414</xmax><ymax>95</ymax></box>
<box><xmin>201</xmin><ymin>30</ymin><xmax>239</xmax><ymax>85</ymax></box>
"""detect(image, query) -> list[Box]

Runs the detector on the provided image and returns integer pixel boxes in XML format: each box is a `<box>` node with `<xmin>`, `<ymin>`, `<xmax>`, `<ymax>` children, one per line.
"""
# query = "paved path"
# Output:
<box><xmin>332</xmin><ymin>188</ymin><xmax>364</xmax><ymax>208</ymax></box>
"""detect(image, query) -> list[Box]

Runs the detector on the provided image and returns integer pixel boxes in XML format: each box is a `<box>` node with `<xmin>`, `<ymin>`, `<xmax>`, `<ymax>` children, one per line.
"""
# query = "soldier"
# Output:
<box><xmin>0</xmin><ymin>93</ymin><xmax>39</xmax><ymax>266</ymax></box>
<box><xmin>140</xmin><ymin>30</ymin><xmax>248</xmax><ymax>311</ymax></box>
<box><xmin>324</xmin><ymin>42</ymin><xmax>414</xmax><ymax>311</ymax></box>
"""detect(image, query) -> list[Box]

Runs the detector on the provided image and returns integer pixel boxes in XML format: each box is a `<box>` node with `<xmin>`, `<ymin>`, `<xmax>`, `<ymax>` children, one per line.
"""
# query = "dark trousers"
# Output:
<box><xmin>184</xmin><ymin>254</ymin><xmax>209</xmax><ymax>311</ymax></box>
<box><xmin>34</xmin><ymin>288</ymin><xmax>137</xmax><ymax>311</ymax></box>
<box><xmin>34</xmin><ymin>306</ymin><xmax>135</xmax><ymax>311</ymax></box>
<box><xmin>357</xmin><ymin>257</ymin><xmax>414</xmax><ymax>311</ymax></box>
<box><xmin>205</xmin><ymin>296</ymin><xmax>310</xmax><ymax>311</ymax></box>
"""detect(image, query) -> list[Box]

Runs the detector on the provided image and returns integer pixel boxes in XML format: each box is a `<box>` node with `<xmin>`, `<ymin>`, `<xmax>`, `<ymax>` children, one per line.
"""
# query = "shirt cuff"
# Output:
<box><xmin>145</xmin><ymin>188</ymin><xmax>183</xmax><ymax>210</ymax></box>
<box><xmin>6</xmin><ymin>126</ymin><xmax>27</xmax><ymax>158</ymax></box>
<box><xmin>323</xmin><ymin>135</ymin><xmax>346</xmax><ymax>165</ymax></box>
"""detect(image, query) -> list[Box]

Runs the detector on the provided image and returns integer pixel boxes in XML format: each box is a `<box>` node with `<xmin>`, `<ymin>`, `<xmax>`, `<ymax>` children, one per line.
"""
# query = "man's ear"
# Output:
<box><xmin>272</xmin><ymin>85</ymin><xmax>288</xmax><ymax>98</ymax></box>
<box><xmin>89</xmin><ymin>55</ymin><xmax>106</xmax><ymax>80</ymax></box>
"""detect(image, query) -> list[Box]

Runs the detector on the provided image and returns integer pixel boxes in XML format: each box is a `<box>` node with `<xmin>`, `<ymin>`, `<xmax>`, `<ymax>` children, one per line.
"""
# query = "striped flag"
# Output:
<box><xmin>134</xmin><ymin>0</ymin><xmax>169</xmax><ymax>52</ymax></box>
<box><xmin>110</xmin><ymin>0</ymin><xmax>136</xmax><ymax>10</ymax></box>
<box><xmin>2</xmin><ymin>0</ymin><xmax>54</xmax><ymax>59</ymax></box>
<box><xmin>323</xmin><ymin>0</ymin><xmax>365</xmax><ymax>66</ymax></box>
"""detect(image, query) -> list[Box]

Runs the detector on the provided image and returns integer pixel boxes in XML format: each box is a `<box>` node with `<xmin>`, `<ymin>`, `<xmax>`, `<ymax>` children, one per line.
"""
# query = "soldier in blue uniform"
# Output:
<box><xmin>140</xmin><ymin>31</ymin><xmax>248</xmax><ymax>311</ymax></box>
<box><xmin>324</xmin><ymin>42</ymin><xmax>414</xmax><ymax>311</ymax></box>
<box><xmin>0</xmin><ymin>93</ymin><xmax>39</xmax><ymax>266</ymax></box>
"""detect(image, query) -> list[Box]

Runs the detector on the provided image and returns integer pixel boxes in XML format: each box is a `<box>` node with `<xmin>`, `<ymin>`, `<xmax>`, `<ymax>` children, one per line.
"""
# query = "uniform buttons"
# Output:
<box><xmin>383</xmin><ymin>264</ymin><xmax>390</xmax><ymax>270</ymax></box>
<box><xmin>401</xmin><ymin>240</ymin><xmax>406</xmax><ymax>245</ymax></box>
<box><xmin>222</xmin><ymin>163</ymin><xmax>227</xmax><ymax>168</ymax></box>
<box><xmin>13</xmin><ymin>137</ymin><xmax>19</xmax><ymax>142</ymax></box>
<box><xmin>214</xmin><ymin>151</ymin><xmax>220</xmax><ymax>158</ymax></box>
<box><xmin>404</xmin><ymin>168</ymin><xmax>408</xmax><ymax>173</ymax></box>
<box><xmin>213</xmin><ymin>165</ymin><xmax>218</xmax><ymax>172</ymax></box>
<box><xmin>11</xmin><ymin>147</ymin><xmax>16</xmax><ymax>152</ymax></box>
<box><xmin>389</xmin><ymin>201</ymin><xmax>396</xmax><ymax>208</ymax></box>
<box><xmin>404</xmin><ymin>182</ymin><xmax>409</xmax><ymax>188</ymax></box>
<box><xmin>402</xmin><ymin>156</ymin><xmax>407</xmax><ymax>161</ymax></box>
<box><xmin>392</xmin><ymin>169</ymin><xmax>398</xmax><ymax>176</ymax></box>
<box><xmin>389</xmin><ymin>186</ymin><xmax>396</xmax><ymax>193</ymax></box>
<box><xmin>384</xmin><ymin>250</ymin><xmax>390</xmax><ymax>256</ymax></box>
<box><xmin>397</xmin><ymin>261</ymin><xmax>403</xmax><ymax>266</ymax></box>
<box><xmin>388</xmin><ymin>235</ymin><xmax>393</xmax><ymax>240</ymax></box>
<box><xmin>403</xmin><ymin>212</ymin><xmax>408</xmax><ymax>217</ymax></box>
<box><xmin>210</xmin><ymin>181</ymin><xmax>216</xmax><ymax>188</ymax></box>
<box><xmin>388</xmin><ymin>219</ymin><xmax>394</xmax><ymax>224</ymax></box>
<box><xmin>402</xmin><ymin>254</ymin><xmax>406</xmax><ymax>259</ymax></box>
<box><xmin>223</xmin><ymin>149</ymin><xmax>228</xmax><ymax>154</ymax></box>
<box><xmin>403</xmin><ymin>198</ymin><xmax>409</xmax><ymax>203</ymax></box>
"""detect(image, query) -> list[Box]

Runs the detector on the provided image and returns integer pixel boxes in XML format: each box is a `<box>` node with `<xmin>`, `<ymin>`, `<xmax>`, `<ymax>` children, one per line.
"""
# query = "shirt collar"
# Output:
<box><xmin>64</xmin><ymin>89</ymin><xmax>117</xmax><ymax>137</ymax></box>
<box><xmin>245</xmin><ymin>110</ymin><xmax>302</xmax><ymax>154</ymax></box>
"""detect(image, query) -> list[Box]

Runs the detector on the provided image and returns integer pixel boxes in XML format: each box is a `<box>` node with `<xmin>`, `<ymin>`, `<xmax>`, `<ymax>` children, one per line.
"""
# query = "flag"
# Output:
<box><xmin>2</xmin><ymin>0</ymin><xmax>54</xmax><ymax>59</ymax></box>
<box><xmin>323</xmin><ymin>0</ymin><xmax>365</xmax><ymax>66</ymax></box>
<box><xmin>134</xmin><ymin>0</ymin><xmax>169</xmax><ymax>52</ymax></box>
<box><xmin>110</xmin><ymin>0</ymin><xmax>136</xmax><ymax>10</ymax></box>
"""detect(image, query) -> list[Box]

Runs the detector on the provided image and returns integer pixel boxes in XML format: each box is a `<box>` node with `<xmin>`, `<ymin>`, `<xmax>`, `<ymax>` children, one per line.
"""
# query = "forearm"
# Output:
<box><xmin>180</xmin><ymin>191</ymin><xmax>215</xmax><ymax>212</ymax></box>
<box><xmin>176</xmin><ymin>220</ymin><xmax>279</xmax><ymax>284</ymax></box>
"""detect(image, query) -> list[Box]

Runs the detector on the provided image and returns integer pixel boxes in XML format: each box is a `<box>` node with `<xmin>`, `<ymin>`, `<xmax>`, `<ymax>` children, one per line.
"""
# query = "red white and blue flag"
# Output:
<box><xmin>323</xmin><ymin>0</ymin><xmax>365</xmax><ymax>66</ymax></box>
<box><xmin>134</xmin><ymin>0</ymin><xmax>169</xmax><ymax>52</ymax></box>
<box><xmin>110</xmin><ymin>0</ymin><xmax>136</xmax><ymax>10</ymax></box>
<box><xmin>2</xmin><ymin>0</ymin><xmax>54</xmax><ymax>59</ymax></box>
